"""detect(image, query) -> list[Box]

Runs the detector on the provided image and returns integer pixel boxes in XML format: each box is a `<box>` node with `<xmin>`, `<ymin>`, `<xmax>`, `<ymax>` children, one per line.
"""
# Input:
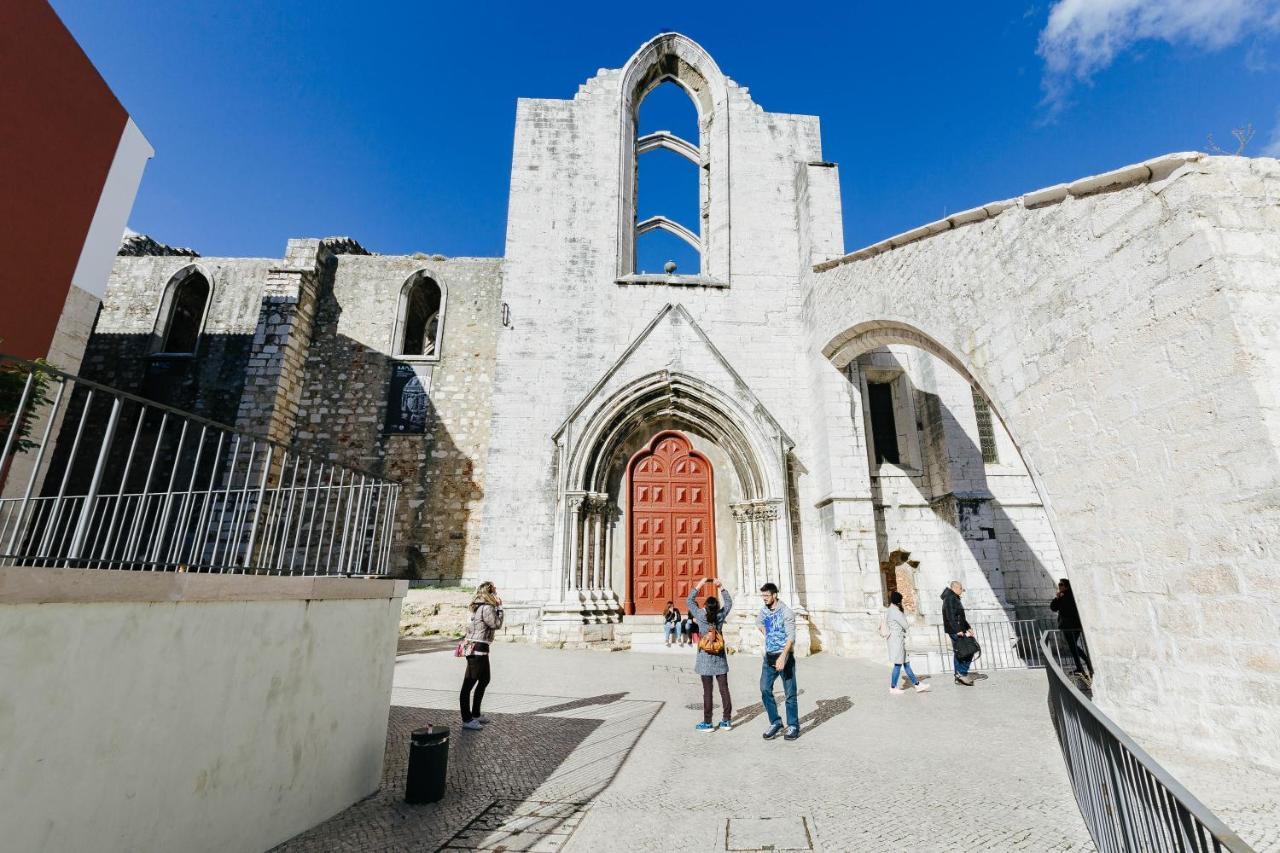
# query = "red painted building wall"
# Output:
<box><xmin>0</xmin><ymin>0</ymin><xmax>133</xmax><ymax>360</ymax></box>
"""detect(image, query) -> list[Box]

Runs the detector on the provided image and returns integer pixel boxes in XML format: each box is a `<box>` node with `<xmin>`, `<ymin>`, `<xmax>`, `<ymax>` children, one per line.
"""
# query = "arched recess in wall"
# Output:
<box><xmin>152</xmin><ymin>264</ymin><xmax>213</xmax><ymax>355</ymax></box>
<box><xmin>393</xmin><ymin>271</ymin><xmax>447</xmax><ymax>359</ymax></box>
<box><xmin>617</xmin><ymin>33</ymin><xmax>730</xmax><ymax>282</ymax></box>
<box><xmin>824</xmin><ymin>318</ymin><xmax>1075</xmax><ymax>617</ymax></box>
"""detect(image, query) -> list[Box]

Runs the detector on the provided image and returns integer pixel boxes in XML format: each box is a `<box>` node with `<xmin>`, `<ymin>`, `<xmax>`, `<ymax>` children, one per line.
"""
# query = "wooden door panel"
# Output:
<box><xmin>628</xmin><ymin>431</ymin><xmax>717</xmax><ymax>615</ymax></box>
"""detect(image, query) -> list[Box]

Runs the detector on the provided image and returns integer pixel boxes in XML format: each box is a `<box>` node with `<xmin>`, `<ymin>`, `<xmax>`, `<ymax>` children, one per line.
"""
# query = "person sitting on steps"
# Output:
<box><xmin>663</xmin><ymin>600</ymin><xmax>680</xmax><ymax>647</ymax></box>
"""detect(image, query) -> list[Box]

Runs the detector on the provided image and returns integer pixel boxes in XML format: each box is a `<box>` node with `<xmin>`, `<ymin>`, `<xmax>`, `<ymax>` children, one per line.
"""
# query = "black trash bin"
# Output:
<box><xmin>405</xmin><ymin>725</ymin><xmax>449</xmax><ymax>804</ymax></box>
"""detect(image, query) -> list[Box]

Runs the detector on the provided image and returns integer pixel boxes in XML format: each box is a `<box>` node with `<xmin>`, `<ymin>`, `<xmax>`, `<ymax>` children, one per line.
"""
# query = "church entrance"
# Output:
<box><xmin>628</xmin><ymin>431</ymin><xmax>716</xmax><ymax>615</ymax></box>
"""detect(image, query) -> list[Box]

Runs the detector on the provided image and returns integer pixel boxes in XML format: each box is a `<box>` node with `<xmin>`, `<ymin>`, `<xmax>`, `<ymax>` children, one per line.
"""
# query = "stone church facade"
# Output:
<box><xmin>82</xmin><ymin>34</ymin><xmax>1280</xmax><ymax>771</ymax></box>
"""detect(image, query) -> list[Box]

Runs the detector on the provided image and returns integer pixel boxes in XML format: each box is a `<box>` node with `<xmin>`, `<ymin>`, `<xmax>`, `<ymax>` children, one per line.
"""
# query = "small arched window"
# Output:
<box><xmin>396</xmin><ymin>272</ymin><xmax>445</xmax><ymax>358</ymax></box>
<box><xmin>156</xmin><ymin>267</ymin><xmax>210</xmax><ymax>355</ymax></box>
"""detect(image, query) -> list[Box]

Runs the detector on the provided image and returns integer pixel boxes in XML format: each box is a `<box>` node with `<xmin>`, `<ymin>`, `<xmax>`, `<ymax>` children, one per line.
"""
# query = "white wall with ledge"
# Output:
<box><xmin>0</xmin><ymin>567</ymin><xmax>406</xmax><ymax>853</ymax></box>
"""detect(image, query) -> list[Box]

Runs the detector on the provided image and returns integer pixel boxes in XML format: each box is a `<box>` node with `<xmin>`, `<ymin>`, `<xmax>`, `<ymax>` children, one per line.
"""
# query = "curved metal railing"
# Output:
<box><xmin>0</xmin><ymin>354</ymin><xmax>399</xmax><ymax>575</ymax></box>
<box><xmin>1040</xmin><ymin>629</ymin><xmax>1254</xmax><ymax>852</ymax></box>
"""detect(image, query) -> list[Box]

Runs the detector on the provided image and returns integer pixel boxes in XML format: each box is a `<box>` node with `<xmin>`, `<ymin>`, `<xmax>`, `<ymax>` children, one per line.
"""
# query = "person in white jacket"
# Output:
<box><xmin>885</xmin><ymin>591</ymin><xmax>930</xmax><ymax>695</ymax></box>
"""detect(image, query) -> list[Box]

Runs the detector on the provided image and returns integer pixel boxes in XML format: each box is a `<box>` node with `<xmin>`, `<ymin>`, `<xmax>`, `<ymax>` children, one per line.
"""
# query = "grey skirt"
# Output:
<box><xmin>694</xmin><ymin>647</ymin><xmax>729</xmax><ymax>677</ymax></box>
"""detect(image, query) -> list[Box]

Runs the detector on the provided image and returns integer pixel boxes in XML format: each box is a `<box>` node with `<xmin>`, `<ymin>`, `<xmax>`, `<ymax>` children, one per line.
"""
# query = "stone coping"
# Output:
<box><xmin>0</xmin><ymin>565</ymin><xmax>408</xmax><ymax>605</ymax></box>
<box><xmin>813</xmin><ymin>151</ymin><xmax>1207</xmax><ymax>272</ymax></box>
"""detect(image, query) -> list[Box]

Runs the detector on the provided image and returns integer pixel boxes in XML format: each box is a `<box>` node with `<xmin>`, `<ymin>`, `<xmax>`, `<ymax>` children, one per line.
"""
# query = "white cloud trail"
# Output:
<box><xmin>1038</xmin><ymin>0</ymin><xmax>1280</xmax><ymax>110</ymax></box>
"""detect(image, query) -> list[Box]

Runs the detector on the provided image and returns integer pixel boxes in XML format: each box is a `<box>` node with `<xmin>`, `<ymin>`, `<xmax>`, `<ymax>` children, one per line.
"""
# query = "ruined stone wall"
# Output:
<box><xmin>479</xmin><ymin>47</ymin><xmax>839</xmax><ymax>611</ymax></box>
<box><xmin>807</xmin><ymin>154</ymin><xmax>1280</xmax><ymax>772</ymax></box>
<box><xmin>293</xmin><ymin>255</ymin><xmax>502</xmax><ymax>581</ymax></box>
<box><xmin>82</xmin><ymin>255</ymin><xmax>272</xmax><ymax>424</ymax></box>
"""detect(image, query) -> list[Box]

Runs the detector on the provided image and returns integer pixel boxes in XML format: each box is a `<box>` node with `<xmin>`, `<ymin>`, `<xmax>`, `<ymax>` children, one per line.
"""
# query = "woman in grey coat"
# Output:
<box><xmin>886</xmin><ymin>591</ymin><xmax>930</xmax><ymax>695</ymax></box>
<box><xmin>686</xmin><ymin>578</ymin><xmax>733</xmax><ymax>731</ymax></box>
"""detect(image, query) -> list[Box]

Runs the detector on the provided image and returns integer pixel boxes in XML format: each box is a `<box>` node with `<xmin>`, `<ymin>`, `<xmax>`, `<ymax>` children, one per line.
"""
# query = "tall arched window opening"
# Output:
<box><xmin>617</xmin><ymin>34</ymin><xmax>730</xmax><ymax>283</ymax></box>
<box><xmin>635</xmin><ymin>82</ymin><xmax>701</xmax><ymax>274</ymax></box>
<box><xmin>158</xmin><ymin>270</ymin><xmax>210</xmax><ymax>354</ymax></box>
<box><xmin>397</xmin><ymin>273</ymin><xmax>445</xmax><ymax>358</ymax></box>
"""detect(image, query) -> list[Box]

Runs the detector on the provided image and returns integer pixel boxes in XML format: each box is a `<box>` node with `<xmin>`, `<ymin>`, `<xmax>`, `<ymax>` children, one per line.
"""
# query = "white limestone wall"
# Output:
<box><xmin>807</xmin><ymin>155</ymin><xmax>1280</xmax><ymax>772</ymax></box>
<box><xmin>0</xmin><ymin>568</ymin><xmax>406</xmax><ymax>853</ymax></box>
<box><xmin>480</xmin><ymin>45</ymin><xmax>841</xmax><ymax>615</ymax></box>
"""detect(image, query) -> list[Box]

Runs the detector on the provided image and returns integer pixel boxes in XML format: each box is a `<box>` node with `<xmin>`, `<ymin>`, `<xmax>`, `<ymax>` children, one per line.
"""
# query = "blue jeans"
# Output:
<box><xmin>891</xmin><ymin>662</ymin><xmax>919</xmax><ymax>687</ymax></box>
<box><xmin>951</xmin><ymin>634</ymin><xmax>971</xmax><ymax>675</ymax></box>
<box><xmin>663</xmin><ymin>622</ymin><xmax>679</xmax><ymax>642</ymax></box>
<box><xmin>760</xmin><ymin>652</ymin><xmax>798</xmax><ymax>729</ymax></box>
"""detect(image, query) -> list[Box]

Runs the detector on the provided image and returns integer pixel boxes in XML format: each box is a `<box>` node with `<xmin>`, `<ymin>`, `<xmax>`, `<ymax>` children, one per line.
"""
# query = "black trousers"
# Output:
<box><xmin>701</xmin><ymin>673</ymin><xmax>732</xmax><ymax>724</ymax></box>
<box><xmin>460</xmin><ymin>654</ymin><xmax>491</xmax><ymax>721</ymax></box>
<box><xmin>1064</xmin><ymin>630</ymin><xmax>1093</xmax><ymax>676</ymax></box>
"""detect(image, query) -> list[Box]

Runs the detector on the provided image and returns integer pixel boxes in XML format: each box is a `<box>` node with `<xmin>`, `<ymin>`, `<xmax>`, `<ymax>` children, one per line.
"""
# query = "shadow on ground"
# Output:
<box><xmin>270</xmin><ymin>706</ymin><xmax>601</xmax><ymax>852</ymax></box>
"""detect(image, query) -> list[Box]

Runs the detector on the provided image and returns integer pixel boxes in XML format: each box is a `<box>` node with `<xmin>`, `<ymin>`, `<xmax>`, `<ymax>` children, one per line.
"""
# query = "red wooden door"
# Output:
<box><xmin>629</xmin><ymin>431</ymin><xmax>716</xmax><ymax>615</ymax></box>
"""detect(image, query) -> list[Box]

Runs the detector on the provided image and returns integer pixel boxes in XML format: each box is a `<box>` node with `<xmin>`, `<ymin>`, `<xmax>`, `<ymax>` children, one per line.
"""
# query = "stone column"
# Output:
<box><xmin>234</xmin><ymin>239</ymin><xmax>324</xmax><ymax>445</ymax></box>
<box><xmin>731</xmin><ymin>503</ymin><xmax>753</xmax><ymax>592</ymax></box>
<box><xmin>563</xmin><ymin>492</ymin><xmax>586</xmax><ymax>601</ymax></box>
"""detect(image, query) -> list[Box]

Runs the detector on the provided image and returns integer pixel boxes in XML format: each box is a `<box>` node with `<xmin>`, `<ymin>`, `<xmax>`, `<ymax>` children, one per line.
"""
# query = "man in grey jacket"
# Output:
<box><xmin>757</xmin><ymin>582</ymin><xmax>800</xmax><ymax>740</ymax></box>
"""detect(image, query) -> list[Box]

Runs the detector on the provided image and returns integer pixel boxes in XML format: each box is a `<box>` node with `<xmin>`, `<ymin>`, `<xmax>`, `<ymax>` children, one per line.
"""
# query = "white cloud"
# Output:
<box><xmin>1038</xmin><ymin>0</ymin><xmax>1280</xmax><ymax>109</ymax></box>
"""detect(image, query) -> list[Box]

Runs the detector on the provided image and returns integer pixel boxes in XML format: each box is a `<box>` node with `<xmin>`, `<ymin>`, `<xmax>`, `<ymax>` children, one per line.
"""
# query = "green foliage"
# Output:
<box><xmin>0</xmin><ymin>358</ymin><xmax>53</xmax><ymax>456</ymax></box>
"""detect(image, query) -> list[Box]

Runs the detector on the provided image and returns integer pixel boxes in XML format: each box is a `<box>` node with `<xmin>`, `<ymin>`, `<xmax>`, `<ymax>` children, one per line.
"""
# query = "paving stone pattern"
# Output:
<box><xmin>277</xmin><ymin>643</ymin><xmax>1274</xmax><ymax>852</ymax></box>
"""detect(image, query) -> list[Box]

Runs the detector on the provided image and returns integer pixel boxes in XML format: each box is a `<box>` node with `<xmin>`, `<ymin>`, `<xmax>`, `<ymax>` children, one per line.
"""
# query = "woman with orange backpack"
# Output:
<box><xmin>686</xmin><ymin>577</ymin><xmax>733</xmax><ymax>732</ymax></box>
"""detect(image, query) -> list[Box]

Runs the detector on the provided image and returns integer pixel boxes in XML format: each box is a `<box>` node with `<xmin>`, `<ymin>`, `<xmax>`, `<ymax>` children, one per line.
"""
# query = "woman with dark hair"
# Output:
<box><xmin>886</xmin><ymin>591</ymin><xmax>930</xmax><ymax>695</ymax></box>
<box><xmin>1050</xmin><ymin>578</ymin><xmax>1093</xmax><ymax>678</ymax></box>
<box><xmin>663</xmin><ymin>600</ymin><xmax>680</xmax><ymax>646</ymax></box>
<box><xmin>686</xmin><ymin>577</ymin><xmax>734</xmax><ymax>731</ymax></box>
<box><xmin>459</xmin><ymin>581</ymin><xmax>504</xmax><ymax>731</ymax></box>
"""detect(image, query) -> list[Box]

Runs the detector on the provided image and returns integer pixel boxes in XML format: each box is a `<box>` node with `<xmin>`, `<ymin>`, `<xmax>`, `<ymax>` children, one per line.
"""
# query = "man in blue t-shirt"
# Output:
<box><xmin>756</xmin><ymin>582</ymin><xmax>800</xmax><ymax>740</ymax></box>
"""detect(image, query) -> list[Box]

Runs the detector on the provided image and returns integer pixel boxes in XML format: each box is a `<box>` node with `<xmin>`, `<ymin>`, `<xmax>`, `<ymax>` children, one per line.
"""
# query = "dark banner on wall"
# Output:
<box><xmin>384</xmin><ymin>362</ymin><xmax>433</xmax><ymax>434</ymax></box>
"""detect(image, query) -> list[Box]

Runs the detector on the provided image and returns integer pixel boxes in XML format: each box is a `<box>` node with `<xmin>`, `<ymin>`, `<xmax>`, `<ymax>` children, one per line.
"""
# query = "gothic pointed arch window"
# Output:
<box><xmin>395</xmin><ymin>271</ymin><xmax>446</xmax><ymax>359</ymax></box>
<box><xmin>618</xmin><ymin>34</ymin><xmax>731</xmax><ymax>285</ymax></box>
<box><xmin>153</xmin><ymin>265</ymin><xmax>211</xmax><ymax>355</ymax></box>
<box><xmin>634</xmin><ymin>81</ymin><xmax>702</xmax><ymax>275</ymax></box>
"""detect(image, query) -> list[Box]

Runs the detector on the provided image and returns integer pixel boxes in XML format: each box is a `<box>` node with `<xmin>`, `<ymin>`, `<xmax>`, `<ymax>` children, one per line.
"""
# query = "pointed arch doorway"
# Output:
<box><xmin>628</xmin><ymin>430</ymin><xmax>717</xmax><ymax>615</ymax></box>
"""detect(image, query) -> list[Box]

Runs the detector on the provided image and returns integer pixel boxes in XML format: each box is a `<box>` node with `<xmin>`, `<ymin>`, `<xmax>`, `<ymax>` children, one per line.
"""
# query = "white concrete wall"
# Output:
<box><xmin>0</xmin><ymin>568</ymin><xmax>406</xmax><ymax>853</ymax></box>
<box><xmin>808</xmin><ymin>154</ymin><xmax>1280</xmax><ymax>773</ymax></box>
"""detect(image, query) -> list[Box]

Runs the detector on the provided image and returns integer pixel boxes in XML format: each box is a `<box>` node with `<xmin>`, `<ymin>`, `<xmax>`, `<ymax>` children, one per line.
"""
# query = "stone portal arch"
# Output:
<box><xmin>806</xmin><ymin>156</ymin><xmax>1280</xmax><ymax>769</ymax></box>
<box><xmin>549</xmin><ymin>369</ymin><xmax>794</xmax><ymax>628</ymax></box>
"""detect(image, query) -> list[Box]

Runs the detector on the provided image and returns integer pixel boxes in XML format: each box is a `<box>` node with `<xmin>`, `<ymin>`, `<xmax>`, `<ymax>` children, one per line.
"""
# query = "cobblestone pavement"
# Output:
<box><xmin>274</xmin><ymin>644</ymin><xmax>1273</xmax><ymax>852</ymax></box>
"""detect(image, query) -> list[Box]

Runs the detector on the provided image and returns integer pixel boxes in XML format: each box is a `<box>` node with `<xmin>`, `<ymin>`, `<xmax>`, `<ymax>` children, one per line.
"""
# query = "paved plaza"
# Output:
<box><xmin>275</xmin><ymin>643</ymin><xmax>1277</xmax><ymax>852</ymax></box>
<box><xmin>277</xmin><ymin>643</ymin><xmax>1094</xmax><ymax>852</ymax></box>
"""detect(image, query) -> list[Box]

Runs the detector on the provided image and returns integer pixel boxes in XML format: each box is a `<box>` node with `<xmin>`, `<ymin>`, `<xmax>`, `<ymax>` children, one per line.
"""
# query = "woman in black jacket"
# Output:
<box><xmin>663</xmin><ymin>601</ymin><xmax>681</xmax><ymax>646</ymax></box>
<box><xmin>1050</xmin><ymin>578</ymin><xmax>1092</xmax><ymax>677</ymax></box>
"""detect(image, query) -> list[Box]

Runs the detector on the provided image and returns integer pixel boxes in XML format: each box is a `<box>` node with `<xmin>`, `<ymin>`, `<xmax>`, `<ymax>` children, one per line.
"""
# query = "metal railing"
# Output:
<box><xmin>0</xmin><ymin>355</ymin><xmax>399</xmax><ymax>575</ymax></box>
<box><xmin>936</xmin><ymin>617</ymin><xmax>1048</xmax><ymax>671</ymax></box>
<box><xmin>1041</xmin><ymin>630</ymin><xmax>1254</xmax><ymax>853</ymax></box>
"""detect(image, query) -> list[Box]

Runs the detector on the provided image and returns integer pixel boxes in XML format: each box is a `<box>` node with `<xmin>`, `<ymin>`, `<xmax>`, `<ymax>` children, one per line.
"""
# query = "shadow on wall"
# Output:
<box><xmin>865</xmin><ymin>357</ymin><xmax>1063</xmax><ymax>621</ymax></box>
<box><xmin>298</xmin><ymin>273</ymin><xmax>483</xmax><ymax>583</ymax></box>
<box><xmin>42</xmin><ymin>268</ymin><xmax>484</xmax><ymax>582</ymax></box>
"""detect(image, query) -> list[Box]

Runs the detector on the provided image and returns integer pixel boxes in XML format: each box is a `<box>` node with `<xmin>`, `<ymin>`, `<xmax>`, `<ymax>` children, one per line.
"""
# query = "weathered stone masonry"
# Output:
<box><xmin>84</xmin><ymin>238</ymin><xmax>502</xmax><ymax>581</ymax></box>
<box><xmin>72</xmin><ymin>32</ymin><xmax>1280</xmax><ymax>780</ymax></box>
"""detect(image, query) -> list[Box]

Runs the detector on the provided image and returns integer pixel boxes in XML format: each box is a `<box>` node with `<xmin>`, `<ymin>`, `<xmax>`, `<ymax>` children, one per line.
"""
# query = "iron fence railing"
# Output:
<box><xmin>0</xmin><ymin>354</ymin><xmax>399</xmax><ymax>575</ymax></box>
<box><xmin>1041</xmin><ymin>630</ymin><xmax>1254</xmax><ymax>853</ymax></box>
<box><xmin>935</xmin><ymin>617</ymin><xmax>1048</xmax><ymax>671</ymax></box>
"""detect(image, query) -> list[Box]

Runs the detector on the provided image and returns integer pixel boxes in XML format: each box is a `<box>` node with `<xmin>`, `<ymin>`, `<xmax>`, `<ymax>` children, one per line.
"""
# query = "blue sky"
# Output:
<box><xmin>53</xmin><ymin>0</ymin><xmax>1280</xmax><ymax>260</ymax></box>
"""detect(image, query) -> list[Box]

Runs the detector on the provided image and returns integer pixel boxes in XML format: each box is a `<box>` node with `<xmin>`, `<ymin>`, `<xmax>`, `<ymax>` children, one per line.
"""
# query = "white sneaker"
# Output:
<box><xmin>462</xmin><ymin>719</ymin><xmax>483</xmax><ymax>731</ymax></box>
<box><xmin>914</xmin><ymin>683</ymin><xmax>932</xmax><ymax>693</ymax></box>
<box><xmin>889</xmin><ymin>686</ymin><xmax>907</xmax><ymax>695</ymax></box>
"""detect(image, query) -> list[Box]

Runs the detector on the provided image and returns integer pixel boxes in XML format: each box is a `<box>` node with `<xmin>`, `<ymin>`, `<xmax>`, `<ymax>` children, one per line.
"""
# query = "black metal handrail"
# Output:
<box><xmin>1040</xmin><ymin>630</ymin><xmax>1254</xmax><ymax>852</ymax></box>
